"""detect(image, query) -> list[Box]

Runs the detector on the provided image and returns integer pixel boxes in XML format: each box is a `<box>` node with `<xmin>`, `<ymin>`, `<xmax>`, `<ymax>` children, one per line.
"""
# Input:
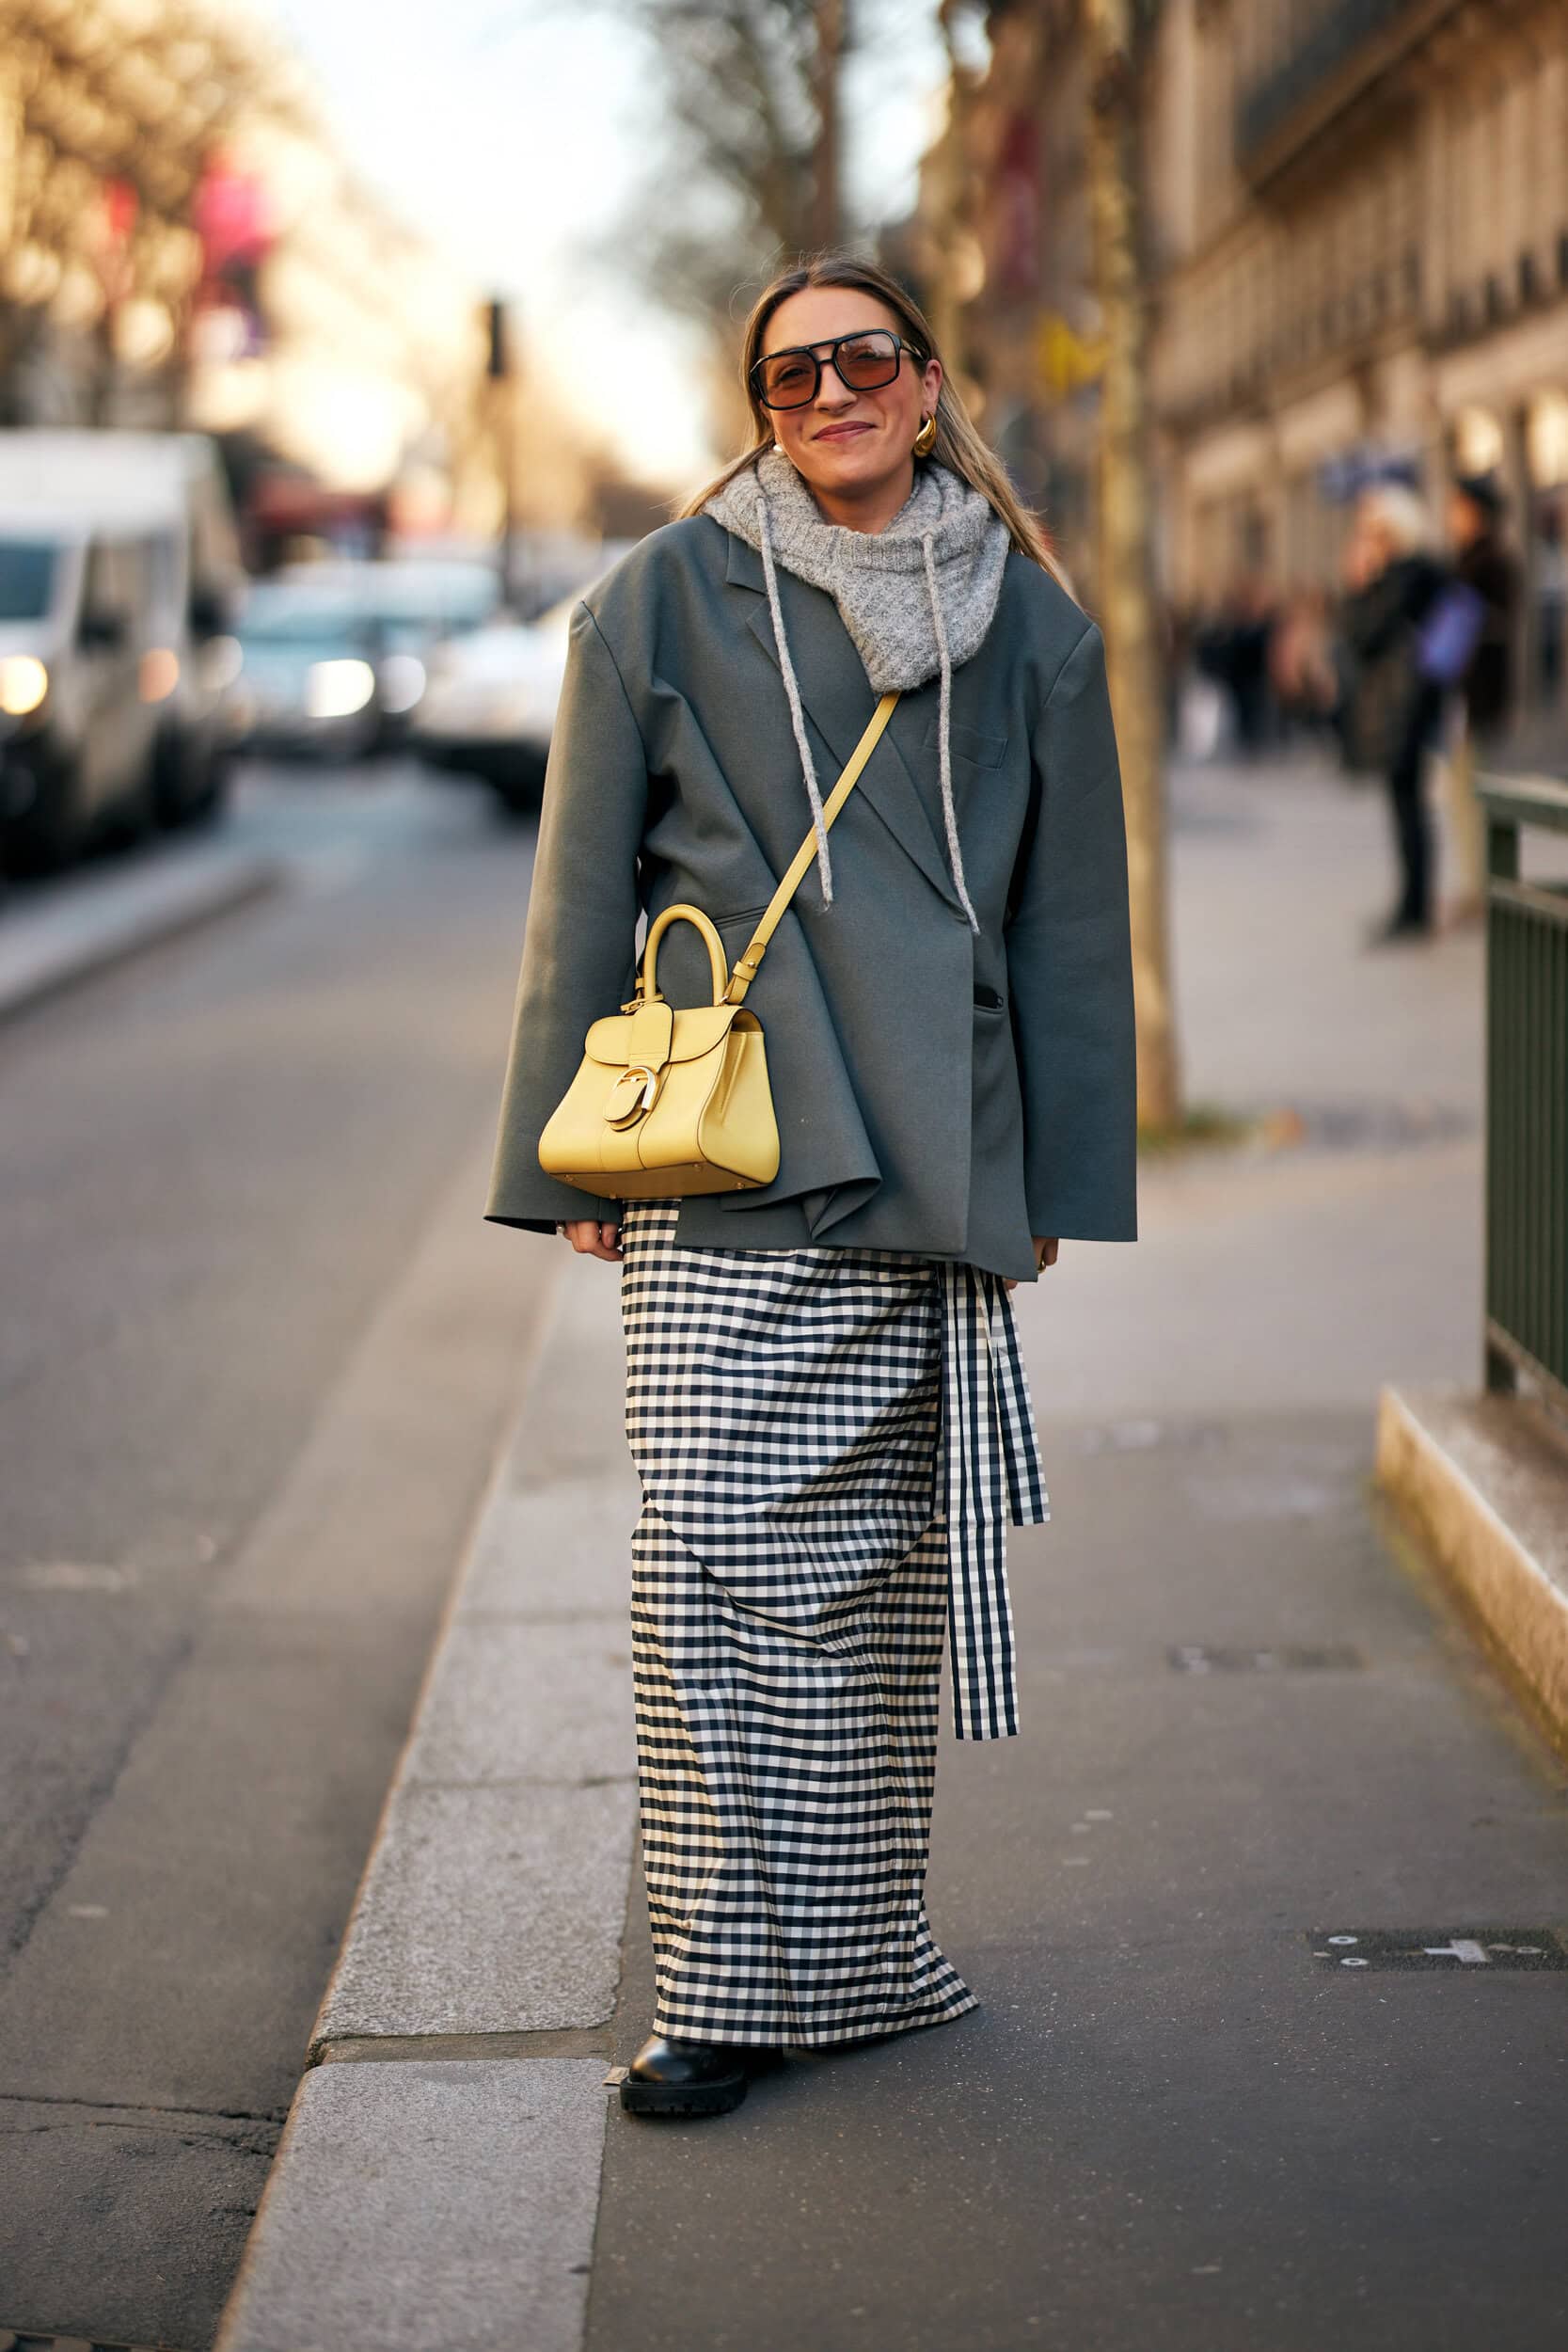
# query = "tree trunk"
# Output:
<box><xmin>809</xmin><ymin>0</ymin><xmax>845</xmax><ymax>251</ymax></box>
<box><xmin>1083</xmin><ymin>0</ymin><xmax>1181</xmax><ymax>1132</ymax></box>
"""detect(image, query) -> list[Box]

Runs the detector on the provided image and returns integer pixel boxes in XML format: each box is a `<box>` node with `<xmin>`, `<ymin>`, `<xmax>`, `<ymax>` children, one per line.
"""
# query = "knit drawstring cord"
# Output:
<box><xmin>754</xmin><ymin>478</ymin><xmax>983</xmax><ymax>931</ymax></box>
<box><xmin>757</xmin><ymin>498</ymin><xmax>835</xmax><ymax>905</ymax></box>
<box><xmin>922</xmin><ymin>531</ymin><xmax>981</xmax><ymax>932</ymax></box>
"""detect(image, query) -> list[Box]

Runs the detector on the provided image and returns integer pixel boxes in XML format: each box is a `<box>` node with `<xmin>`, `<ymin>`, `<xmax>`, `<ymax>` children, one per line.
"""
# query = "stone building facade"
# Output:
<box><xmin>909</xmin><ymin>0</ymin><xmax>1568</xmax><ymax>737</ymax></box>
<box><xmin>1148</xmin><ymin>0</ymin><xmax>1568</xmax><ymax>731</ymax></box>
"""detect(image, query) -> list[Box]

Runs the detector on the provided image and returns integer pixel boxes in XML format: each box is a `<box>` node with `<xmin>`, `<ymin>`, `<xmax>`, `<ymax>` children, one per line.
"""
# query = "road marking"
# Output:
<box><xmin>1309</xmin><ymin>1929</ymin><xmax>1568</xmax><ymax>1971</ymax></box>
<box><xmin>1169</xmin><ymin>1643</ymin><xmax>1362</xmax><ymax>1672</ymax></box>
<box><xmin>18</xmin><ymin>1561</ymin><xmax>136</xmax><ymax>1593</ymax></box>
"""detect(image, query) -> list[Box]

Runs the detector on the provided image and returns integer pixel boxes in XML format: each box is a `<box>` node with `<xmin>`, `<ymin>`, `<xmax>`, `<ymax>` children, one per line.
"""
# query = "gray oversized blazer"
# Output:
<box><xmin>484</xmin><ymin>512</ymin><xmax>1136</xmax><ymax>1283</ymax></box>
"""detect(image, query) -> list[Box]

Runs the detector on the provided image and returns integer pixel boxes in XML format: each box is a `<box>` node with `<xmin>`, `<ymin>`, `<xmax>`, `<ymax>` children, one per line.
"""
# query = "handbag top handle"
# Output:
<box><xmin>721</xmin><ymin>691</ymin><xmax>899</xmax><ymax>1006</ymax></box>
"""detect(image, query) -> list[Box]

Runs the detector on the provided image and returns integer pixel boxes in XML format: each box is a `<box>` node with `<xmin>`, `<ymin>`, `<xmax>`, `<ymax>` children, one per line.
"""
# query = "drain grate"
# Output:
<box><xmin>1168</xmin><ymin>1643</ymin><xmax>1363</xmax><ymax>1673</ymax></box>
<box><xmin>1310</xmin><ymin>1930</ymin><xmax>1568</xmax><ymax>1971</ymax></box>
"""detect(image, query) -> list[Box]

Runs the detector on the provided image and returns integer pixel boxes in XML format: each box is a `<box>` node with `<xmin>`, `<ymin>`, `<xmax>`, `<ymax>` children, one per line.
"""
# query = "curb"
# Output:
<box><xmin>0</xmin><ymin>842</ymin><xmax>282</xmax><ymax>1021</ymax></box>
<box><xmin>1375</xmin><ymin>1383</ymin><xmax>1568</xmax><ymax>1745</ymax></box>
<box><xmin>214</xmin><ymin>1248</ymin><xmax>640</xmax><ymax>2352</ymax></box>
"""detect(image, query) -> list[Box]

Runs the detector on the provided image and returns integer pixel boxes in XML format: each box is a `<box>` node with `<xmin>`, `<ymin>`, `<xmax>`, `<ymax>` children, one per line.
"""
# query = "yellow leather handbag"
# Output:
<box><xmin>537</xmin><ymin>691</ymin><xmax>898</xmax><ymax>1200</ymax></box>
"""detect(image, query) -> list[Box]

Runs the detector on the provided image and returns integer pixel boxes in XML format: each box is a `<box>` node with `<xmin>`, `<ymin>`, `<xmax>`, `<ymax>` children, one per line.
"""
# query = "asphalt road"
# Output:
<box><xmin>0</xmin><ymin>756</ymin><xmax>556</xmax><ymax>2348</ymax></box>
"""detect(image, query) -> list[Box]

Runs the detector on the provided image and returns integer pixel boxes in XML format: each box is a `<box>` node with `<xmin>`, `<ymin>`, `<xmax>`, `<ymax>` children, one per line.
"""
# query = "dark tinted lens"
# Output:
<box><xmin>758</xmin><ymin>352</ymin><xmax>817</xmax><ymax>406</ymax></box>
<box><xmin>836</xmin><ymin>332</ymin><xmax>899</xmax><ymax>389</ymax></box>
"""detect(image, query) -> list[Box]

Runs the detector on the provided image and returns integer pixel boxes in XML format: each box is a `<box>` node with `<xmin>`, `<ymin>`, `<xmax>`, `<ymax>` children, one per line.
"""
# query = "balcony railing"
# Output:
<box><xmin>1480</xmin><ymin>773</ymin><xmax>1568</xmax><ymax>1415</ymax></box>
<box><xmin>1236</xmin><ymin>0</ymin><xmax>1455</xmax><ymax>172</ymax></box>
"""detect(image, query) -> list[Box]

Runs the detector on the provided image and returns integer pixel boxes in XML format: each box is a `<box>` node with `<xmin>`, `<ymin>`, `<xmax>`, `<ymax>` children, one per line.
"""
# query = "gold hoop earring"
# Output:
<box><xmin>912</xmin><ymin>414</ymin><xmax>938</xmax><ymax>458</ymax></box>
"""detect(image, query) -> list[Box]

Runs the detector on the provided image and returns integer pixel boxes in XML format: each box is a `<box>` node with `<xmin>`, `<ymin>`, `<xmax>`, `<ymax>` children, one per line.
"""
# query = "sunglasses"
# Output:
<box><xmin>750</xmin><ymin>327</ymin><xmax>927</xmax><ymax>412</ymax></box>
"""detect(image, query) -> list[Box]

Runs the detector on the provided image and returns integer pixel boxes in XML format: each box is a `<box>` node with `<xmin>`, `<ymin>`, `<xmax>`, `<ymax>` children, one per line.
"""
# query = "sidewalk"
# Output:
<box><xmin>0</xmin><ymin>834</ymin><xmax>281</xmax><ymax>1020</ymax></box>
<box><xmin>219</xmin><ymin>755</ymin><xmax>1568</xmax><ymax>2352</ymax></box>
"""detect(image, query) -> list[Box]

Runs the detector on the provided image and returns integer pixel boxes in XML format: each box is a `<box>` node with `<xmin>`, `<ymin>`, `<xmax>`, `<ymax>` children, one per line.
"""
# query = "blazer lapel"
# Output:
<box><xmin>725</xmin><ymin>532</ymin><xmax>963</xmax><ymax>914</ymax></box>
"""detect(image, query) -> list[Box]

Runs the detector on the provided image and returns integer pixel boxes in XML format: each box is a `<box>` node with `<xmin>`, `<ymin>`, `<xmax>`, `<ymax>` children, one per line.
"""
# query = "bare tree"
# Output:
<box><xmin>0</xmin><ymin>0</ymin><xmax>310</xmax><ymax>424</ymax></box>
<box><xmin>1083</xmin><ymin>0</ymin><xmax>1180</xmax><ymax>1130</ymax></box>
<box><xmin>578</xmin><ymin>0</ymin><xmax>865</xmax><ymax>359</ymax></box>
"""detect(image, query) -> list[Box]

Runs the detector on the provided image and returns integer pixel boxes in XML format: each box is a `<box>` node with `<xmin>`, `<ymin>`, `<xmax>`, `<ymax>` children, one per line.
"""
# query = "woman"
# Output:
<box><xmin>1340</xmin><ymin>484</ymin><xmax>1449</xmax><ymax>943</ymax></box>
<box><xmin>1442</xmin><ymin>471</ymin><xmax>1518</xmax><ymax>922</ymax></box>
<box><xmin>486</xmin><ymin>256</ymin><xmax>1136</xmax><ymax>2117</ymax></box>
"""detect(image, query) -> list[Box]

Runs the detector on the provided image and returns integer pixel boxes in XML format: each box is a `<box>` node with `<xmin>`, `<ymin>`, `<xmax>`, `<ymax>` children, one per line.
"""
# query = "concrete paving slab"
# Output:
<box><xmin>508</xmin><ymin>1255</ymin><xmax>634</xmax><ymax>1487</ymax></box>
<box><xmin>457</xmin><ymin>1472</ymin><xmax>641</xmax><ymax>1621</ymax></box>
<box><xmin>215</xmin><ymin>2058</ymin><xmax>607</xmax><ymax>2352</ymax></box>
<box><xmin>403</xmin><ymin>1617</ymin><xmax>636</xmax><ymax>1786</ymax></box>
<box><xmin>306</xmin><ymin>1252</ymin><xmax>639</xmax><ymax>2048</ymax></box>
<box><xmin>213</xmin><ymin>1238</ymin><xmax>640</xmax><ymax>2344</ymax></box>
<box><xmin>313</xmin><ymin>1767</ymin><xmax>635</xmax><ymax>2045</ymax></box>
<box><xmin>0</xmin><ymin>840</ymin><xmax>281</xmax><ymax>1021</ymax></box>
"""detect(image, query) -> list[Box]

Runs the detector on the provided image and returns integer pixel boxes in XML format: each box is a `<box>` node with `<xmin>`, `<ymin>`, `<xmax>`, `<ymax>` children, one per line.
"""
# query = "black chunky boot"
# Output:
<box><xmin>619</xmin><ymin>2032</ymin><xmax>749</xmax><ymax>2117</ymax></box>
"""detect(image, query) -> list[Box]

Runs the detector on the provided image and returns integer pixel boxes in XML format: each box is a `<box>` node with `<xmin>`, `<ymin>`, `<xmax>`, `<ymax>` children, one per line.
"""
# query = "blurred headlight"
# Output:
<box><xmin>306</xmin><ymin>658</ymin><xmax>375</xmax><ymax>720</ymax></box>
<box><xmin>378</xmin><ymin>652</ymin><xmax>426</xmax><ymax>716</ymax></box>
<box><xmin>0</xmin><ymin>655</ymin><xmax>48</xmax><ymax>717</ymax></box>
<box><xmin>139</xmin><ymin>647</ymin><xmax>181</xmax><ymax>703</ymax></box>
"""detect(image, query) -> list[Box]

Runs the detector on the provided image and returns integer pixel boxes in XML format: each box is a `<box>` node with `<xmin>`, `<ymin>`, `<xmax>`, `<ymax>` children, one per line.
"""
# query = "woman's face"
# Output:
<box><xmin>758</xmin><ymin>287</ymin><xmax>942</xmax><ymax>506</ymax></box>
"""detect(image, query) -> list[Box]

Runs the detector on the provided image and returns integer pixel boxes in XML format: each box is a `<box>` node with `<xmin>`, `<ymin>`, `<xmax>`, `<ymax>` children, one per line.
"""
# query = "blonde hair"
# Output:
<box><xmin>676</xmin><ymin>254</ymin><xmax>1072</xmax><ymax>593</ymax></box>
<box><xmin>1358</xmin><ymin>482</ymin><xmax>1434</xmax><ymax>557</ymax></box>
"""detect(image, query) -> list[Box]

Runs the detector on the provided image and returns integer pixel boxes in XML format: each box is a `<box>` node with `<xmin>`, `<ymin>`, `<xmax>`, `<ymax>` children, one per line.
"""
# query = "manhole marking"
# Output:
<box><xmin>1169</xmin><ymin>1643</ymin><xmax>1363</xmax><ymax>1674</ymax></box>
<box><xmin>1307</xmin><ymin>1929</ymin><xmax>1568</xmax><ymax>1972</ymax></box>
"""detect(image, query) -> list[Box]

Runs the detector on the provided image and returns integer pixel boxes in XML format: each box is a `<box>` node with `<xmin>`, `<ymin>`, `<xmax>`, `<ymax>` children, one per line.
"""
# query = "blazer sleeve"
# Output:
<box><xmin>484</xmin><ymin>600</ymin><xmax>648</xmax><ymax>1232</ymax></box>
<box><xmin>1006</xmin><ymin>619</ymin><xmax>1137</xmax><ymax>1242</ymax></box>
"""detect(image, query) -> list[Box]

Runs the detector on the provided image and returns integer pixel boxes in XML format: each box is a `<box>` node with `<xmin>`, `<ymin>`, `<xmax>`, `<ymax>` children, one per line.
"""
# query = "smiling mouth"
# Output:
<box><xmin>816</xmin><ymin>422</ymin><xmax>870</xmax><ymax>441</ymax></box>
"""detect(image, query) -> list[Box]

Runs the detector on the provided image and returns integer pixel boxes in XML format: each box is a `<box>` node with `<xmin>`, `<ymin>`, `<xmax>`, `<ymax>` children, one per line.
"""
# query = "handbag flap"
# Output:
<box><xmin>584</xmin><ymin>1002</ymin><xmax>746</xmax><ymax>1068</ymax></box>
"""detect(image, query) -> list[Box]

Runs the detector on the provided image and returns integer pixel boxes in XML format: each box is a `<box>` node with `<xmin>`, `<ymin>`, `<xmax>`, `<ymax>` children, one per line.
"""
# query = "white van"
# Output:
<box><xmin>0</xmin><ymin>432</ymin><xmax>244</xmax><ymax>874</ymax></box>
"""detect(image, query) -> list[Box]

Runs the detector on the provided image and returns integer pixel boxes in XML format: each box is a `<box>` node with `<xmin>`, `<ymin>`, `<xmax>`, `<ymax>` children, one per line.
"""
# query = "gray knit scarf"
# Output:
<box><xmin>702</xmin><ymin>448</ymin><xmax>1009</xmax><ymax>930</ymax></box>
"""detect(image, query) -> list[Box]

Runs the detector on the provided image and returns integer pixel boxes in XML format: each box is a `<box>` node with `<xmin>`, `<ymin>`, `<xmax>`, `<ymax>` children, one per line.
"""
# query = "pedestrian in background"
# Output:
<box><xmin>485</xmin><ymin>255</ymin><xmax>1136</xmax><ymax>2118</ymax></box>
<box><xmin>1223</xmin><ymin>574</ymin><xmax>1279</xmax><ymax>755</ymax></box>
<box><xmin>1442</xmin><ymin>472</ymin><xmax>1518</xmax><ymax>922</ymax></box>
<box><xmin>1341</xmin><ymin>484</ymin><xmax>1449</xmax><ymax>943</ymax></box>
<box><xmin>1269</xmin><ymin>584</ymin><xmax>1338</xmax><ymax>744</ymax></box>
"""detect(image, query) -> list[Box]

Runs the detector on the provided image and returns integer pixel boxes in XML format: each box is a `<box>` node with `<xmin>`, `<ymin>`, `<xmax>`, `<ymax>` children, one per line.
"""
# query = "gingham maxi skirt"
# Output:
<box><xmin>618</xmin><ymin>1197</ymin><xmax>1049</xmax><ymax>2049</ymax></box>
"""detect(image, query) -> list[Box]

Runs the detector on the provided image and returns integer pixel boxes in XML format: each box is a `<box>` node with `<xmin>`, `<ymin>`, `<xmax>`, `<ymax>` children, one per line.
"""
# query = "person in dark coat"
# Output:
<box><xmin>1340</xmin><ymin>485</ymin><xmax>1448</xmax><ymax>942</ymax></box>
<box><xmin>485</xmin><ymin>255</ymin><xmax>1136</xmax><ymax>2118</ymax></box>
<box><xmin>1442</xmin><ymin>472</ymin><xmax>1518</xmax><ymax>917</ymax></box>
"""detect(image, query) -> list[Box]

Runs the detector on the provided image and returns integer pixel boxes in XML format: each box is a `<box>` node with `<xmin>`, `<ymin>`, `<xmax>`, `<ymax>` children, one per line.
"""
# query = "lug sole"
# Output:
<box><xmin>619</xmin><ymin>2070</ymin><xmax>749</xmax><ymax>2118</ymax></box>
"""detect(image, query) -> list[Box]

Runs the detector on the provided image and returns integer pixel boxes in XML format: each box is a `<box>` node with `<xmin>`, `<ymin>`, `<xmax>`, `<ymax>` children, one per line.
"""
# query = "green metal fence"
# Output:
<box><xmin>1480</xmin><ymin>773</ymin><xmax>1568</xmax><ymax>1412</ymax></box>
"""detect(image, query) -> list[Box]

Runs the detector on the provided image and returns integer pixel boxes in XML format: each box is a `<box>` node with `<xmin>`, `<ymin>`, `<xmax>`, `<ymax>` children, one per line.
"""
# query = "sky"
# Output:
<box><xmin>266</xmin><ymin>0</ymin><xmax>955</xmax><ymax>492</ymax></box>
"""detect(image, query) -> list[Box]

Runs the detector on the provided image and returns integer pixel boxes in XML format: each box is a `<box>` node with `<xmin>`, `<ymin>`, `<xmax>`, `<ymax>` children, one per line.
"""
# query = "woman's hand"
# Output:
<box><xmin>1005</xmin><ymin>1236</ymin><xmax>1058</xmax><ymax>1294</ymax></box>
<box><xmin>559</xmin><ymin>1217</ymin><xmax>623</xmax><ymax>1263</ymax></box>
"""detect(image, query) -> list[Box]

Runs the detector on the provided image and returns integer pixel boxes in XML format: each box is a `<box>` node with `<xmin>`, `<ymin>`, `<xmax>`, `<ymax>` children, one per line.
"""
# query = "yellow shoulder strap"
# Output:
<box><xmin>722</xmin><ymin>691</ymin><xmax>899</xmax><ymax>1004</ymax></box>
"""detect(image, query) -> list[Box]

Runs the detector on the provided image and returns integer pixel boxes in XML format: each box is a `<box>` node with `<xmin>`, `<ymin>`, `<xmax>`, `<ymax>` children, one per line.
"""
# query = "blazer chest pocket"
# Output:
<box><xmin>923</xmin><ymin>717</ymin><xmax>1008</xmax><ymax>769</ymax></box>
<box><xmin>974</xmin><ymin>984</ymin><xmax>1006</xmax><ymax>1014</ymax></box>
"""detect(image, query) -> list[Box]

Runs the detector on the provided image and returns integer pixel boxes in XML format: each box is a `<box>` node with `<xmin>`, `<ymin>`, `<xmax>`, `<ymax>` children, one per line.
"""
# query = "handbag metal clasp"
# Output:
<box><xmin>605</xmin><ymin>1061</ymin><xmax>663</xmax><ymax>1126</ymax></box>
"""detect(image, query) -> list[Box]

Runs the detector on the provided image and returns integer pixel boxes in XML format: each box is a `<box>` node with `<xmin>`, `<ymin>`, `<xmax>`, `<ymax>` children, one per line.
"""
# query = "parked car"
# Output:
<box><xmin>0</xmin><ymin>431</ymin><xmax>243</xmax><ymax>874</ymax></box>
<box><xmin>231</xmin><ymin>583</ymin><xmax>386</xmax><ymax>763</ymax></box>
<box><xmin>270</xmin><ymin>557</ymin><xmax>501</xmax><ymax>743</ymax></box>
<box><xmin>410</xmin><ymin>610</ymin><xmax>568</xmax><ymax>811</ymax></box>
